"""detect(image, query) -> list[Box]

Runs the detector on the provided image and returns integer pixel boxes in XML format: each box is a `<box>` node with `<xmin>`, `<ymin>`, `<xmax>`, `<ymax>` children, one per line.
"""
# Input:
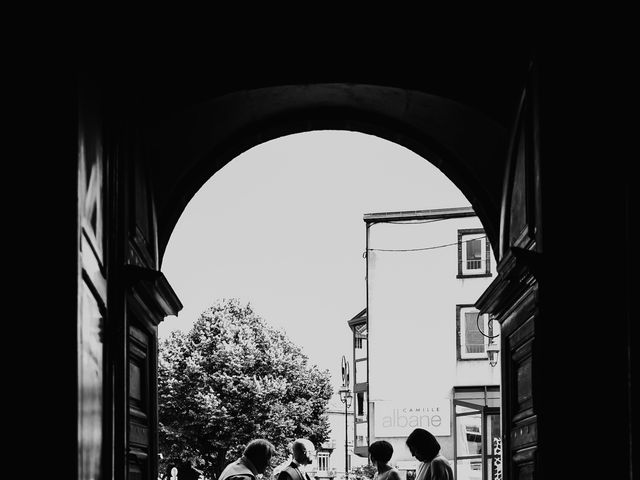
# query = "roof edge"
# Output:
<box><xmin>364</xmin><ymin>206</ymin><xmax>476</xmax><ymax>223</ymax></box>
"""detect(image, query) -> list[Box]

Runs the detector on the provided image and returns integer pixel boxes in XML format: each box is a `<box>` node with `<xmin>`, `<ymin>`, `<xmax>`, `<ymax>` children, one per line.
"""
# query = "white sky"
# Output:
<box><xmin>159</xmin><ymin>130</ymin><xmax>471</xmax><ymax>394</ymax></box>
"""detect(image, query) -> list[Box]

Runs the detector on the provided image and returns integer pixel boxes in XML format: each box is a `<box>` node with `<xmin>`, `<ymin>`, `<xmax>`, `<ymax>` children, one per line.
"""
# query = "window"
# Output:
<box><xmin>355</xmin><ymin>422</ymin><xmax>368</xmax><ymax>448</ymax></box>
<box><xmin>316</xmin><ymin>452</ymin><xmax>330</xmax><ymax>472</ymax></box>
<box><xmin>457</xmin><ymin>305</ymin><xmax>492</xmax><ymax>360</ymax></box>
<box><xmin>350</xmin><ymin>318</ymin><xmax>368</xmax><ymax>385</ymax></box>
<box><xmin>355</xmin><ymin>359</ymin><xmax>367</xmax><ymax>384</ymax></box>
<box><xmin>453</xmin><ymin>387</ymin><xmax>501</xmax><ymax>480</ymax></box>
<box><xmin>465</xmin><ymin>237</ymin><xmax>483</xmax><ymax>270</ymax></box>
<box><xmin>354</xmin><ymin>323</ymin><xmax>367</xmax><ymax>360</ymax></box>
<box><xmin>355</xmin><ymin>391</ymin><xmax>368</xmax><ymax>421</ymax></box>
<box><xmin>457</xmin><ymin>229</ymin><xmax>491</xmax><ymax>277</ymax></box>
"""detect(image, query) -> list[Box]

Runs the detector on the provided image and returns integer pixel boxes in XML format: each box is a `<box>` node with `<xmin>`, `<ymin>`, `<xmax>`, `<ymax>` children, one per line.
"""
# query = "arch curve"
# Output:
<box><xmin>145</xmin><ymin>83</ymin><xmax>508</xmax><ymax>258</ymax></box>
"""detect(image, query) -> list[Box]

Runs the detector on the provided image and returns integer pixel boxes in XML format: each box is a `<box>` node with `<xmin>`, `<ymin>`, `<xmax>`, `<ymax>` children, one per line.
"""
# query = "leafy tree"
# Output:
<box><xmin>352</xmin><ymin>464</ymin><xmax>376</xmax><ymax>480</ymax></box>
<box><xmin>158</xmin><ymin>298</ymin><xmax>333</xmax><ymax>479</ymax></box>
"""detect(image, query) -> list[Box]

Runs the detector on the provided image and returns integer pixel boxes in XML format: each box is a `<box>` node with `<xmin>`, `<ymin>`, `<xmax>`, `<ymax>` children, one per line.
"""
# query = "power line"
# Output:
<box><xmin>367</xmin><ymin>235</ymin><xmax>487</xmax><ymax>253</ymax></box>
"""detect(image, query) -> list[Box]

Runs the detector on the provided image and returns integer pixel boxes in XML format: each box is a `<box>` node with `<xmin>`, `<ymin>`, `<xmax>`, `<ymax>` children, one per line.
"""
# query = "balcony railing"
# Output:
<box><xmin>466</xmin><ymin>259</ymin><xmax>482</xmax><ymax>270</ymax></box>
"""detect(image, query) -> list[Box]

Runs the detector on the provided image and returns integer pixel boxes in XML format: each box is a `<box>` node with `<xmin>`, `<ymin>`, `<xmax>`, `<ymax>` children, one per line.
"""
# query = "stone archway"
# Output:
<box><xmin>71</xmin><ymin>49</ymin><xmax>633</xmax><ymax>480</ymax></box>
<box><xmin>143</xmin><ymin>84</ymin><xmax>508</xmax><ymax>260</ymax></box>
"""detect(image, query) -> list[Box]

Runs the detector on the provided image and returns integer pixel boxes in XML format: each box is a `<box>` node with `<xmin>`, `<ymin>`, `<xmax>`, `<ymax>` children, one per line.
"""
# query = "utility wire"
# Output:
<box><xmin>367</xmin><ymin>215</ymin><xmax>498</xmax><ymax>339</ymax></box>
<box><xmin>368</xmin><ymin>236</ymin><xmax>487</xmax><ymax>253</ymax></box>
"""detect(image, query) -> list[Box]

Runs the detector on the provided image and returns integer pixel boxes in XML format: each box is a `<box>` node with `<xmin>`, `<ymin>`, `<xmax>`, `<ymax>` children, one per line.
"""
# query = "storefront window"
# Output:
<box><xmin>486</xmin><ymin>413</ymin><xmax>502</xmax><ymax>480</ymax></box>
<box><xmin>457</xmin><ymin>413</ymin><xmax>482</xmax><ymax>456</ymax></box>
<box><xmin>456</xmin><ymin>459</ymin><xmax>482</xmax><ymax>480</ymax></box>
<box><xmin>453</xmin><ymin>386</ymin><xmax>501</xmax><ymax>480</ymax></box>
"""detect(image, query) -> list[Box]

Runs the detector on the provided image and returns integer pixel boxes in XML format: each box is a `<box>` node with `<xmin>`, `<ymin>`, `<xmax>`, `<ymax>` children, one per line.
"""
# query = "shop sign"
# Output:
<box><xmin>374</xmin><ymin>400</ymin><xmax>451</xmax><ymax>437</ymax></box>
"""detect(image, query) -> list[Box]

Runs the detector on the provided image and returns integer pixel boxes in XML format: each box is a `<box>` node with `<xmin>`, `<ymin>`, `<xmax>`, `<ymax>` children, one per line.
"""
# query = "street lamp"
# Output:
<box><xmin>338</xmin><ymin>385</ymin><xmax>352</xmax><ymax>480</ymax></box>
<box><xmin>486</xmin><ymin>339</ymin><xmax>500</xmax><ymax>367</ymax></box>
<box><xmin>476</xmin><ymin>311</ymin><xmax>500</xmax><ymax>367</ymax></box>
<box><xmin>339</xmin><ymin>356</ymin><xmax>352</xmax><ymax>480</ymax></box>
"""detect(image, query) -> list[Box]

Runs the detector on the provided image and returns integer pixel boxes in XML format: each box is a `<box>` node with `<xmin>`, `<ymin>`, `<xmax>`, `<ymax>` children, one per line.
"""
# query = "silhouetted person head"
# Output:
<box><xmin>244</xmin><ymin>439</ymin><xmax>275</xmax><ymax>474</ymax></box>
<box><xmin>291</xmin><ymin>438</ymin><xmax>316</xmax><ymax>466</ymax></box>
<box><xmin>406</xmin><ymin>428</ymin><xmax>441</xmax><ymax>463</ymax></box>
<box><xmin>369</xmin><ymin>440</ymin><xmax>394</xmax><ymax>466</ymax></box>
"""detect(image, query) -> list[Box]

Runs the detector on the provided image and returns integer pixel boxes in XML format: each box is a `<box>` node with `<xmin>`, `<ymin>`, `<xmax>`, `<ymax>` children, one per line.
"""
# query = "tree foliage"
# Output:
<box><xmin>352</xmin><ymin>464</ymin><xmax>377</xmax><ymax>480</ymax></box>
<box><xmin>158</xmin><ymin>298</ymin><xmax>333</xmax><ymax>479</ymax></box>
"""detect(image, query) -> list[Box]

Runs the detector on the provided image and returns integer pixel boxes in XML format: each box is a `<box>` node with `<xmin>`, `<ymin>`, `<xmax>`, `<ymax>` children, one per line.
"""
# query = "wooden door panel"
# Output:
<box><xmin>127</xmin><ymin>305</ymin><xmax>156</xmax><ymax>480</ymax></box>
<box><xmin>78</xmin><ymin>73</ymin><xmax>182</xmax><ymax>480</ymax></box>
<box><xmin>477</xmin><ymin>59</ymin><xmax>542</xmax><ymax>480</ymax></box>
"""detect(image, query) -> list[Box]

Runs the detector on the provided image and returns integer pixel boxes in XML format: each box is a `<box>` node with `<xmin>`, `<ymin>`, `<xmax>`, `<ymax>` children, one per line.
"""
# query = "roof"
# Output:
<box><xmin>363</xmin><ymin>206</ymin><xmax>476</xmax><ymax>223</ymax></box>
<box><xmin>347</xmin><ymin>308</ymin><xmax>367</xmax><ymax>328</ymax></box>
<box><xmin>348</xmin><ymin>308</ymin><xmax>367</xmax><ymax>322</ymax></box>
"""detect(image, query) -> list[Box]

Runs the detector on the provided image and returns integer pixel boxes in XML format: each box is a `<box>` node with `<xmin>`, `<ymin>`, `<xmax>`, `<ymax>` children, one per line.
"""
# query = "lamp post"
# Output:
<box><xmin>339</xmin><ymin>356</ymin><xmax>352</xmax><ymax>480</ymax></box>
<box><xmin>476</xmin><ymin>311</ymin><xmax>500</xmax><ymax>367</ymax></box>
<box><xmin>486</xmin><ymin>314</ymin><xmax>500</xmax><ymax>367</ymax></box>
<box><xmin>486</xmin><ymin>339</ymin><xmax>500</xmax><ymax>367</ymax></box>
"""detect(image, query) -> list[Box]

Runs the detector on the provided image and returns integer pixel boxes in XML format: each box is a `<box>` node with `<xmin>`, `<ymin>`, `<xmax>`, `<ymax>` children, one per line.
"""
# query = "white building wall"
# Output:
<box><xmin>319</xmin><ymin>400</ymin><xmax>368</xmax><ymax>478</ymax></box>
<box><xmin>366</xmin><ymin>213</ymin><xmax>498</xmax><ymax>465</ymax></box>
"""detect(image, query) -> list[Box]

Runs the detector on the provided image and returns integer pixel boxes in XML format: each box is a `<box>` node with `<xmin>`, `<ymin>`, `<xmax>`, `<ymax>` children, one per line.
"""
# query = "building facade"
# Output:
<box><xmin>312</xmin><ymin>398</ymin><xmax>369</xmax><ymax>480</ymax></box>
<box><xmin>349</xmin><ymin>207</ymin><xmax>501</xmax><ymax>480</ymax></box>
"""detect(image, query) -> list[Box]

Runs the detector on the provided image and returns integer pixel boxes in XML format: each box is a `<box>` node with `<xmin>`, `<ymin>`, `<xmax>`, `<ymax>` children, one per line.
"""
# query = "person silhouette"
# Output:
<box><xmin>219</xmin><ymin>439</ymin><xmax>275</xmax><ymax>480</ymax></box>
<box><xmin>276</xmin><ymin>439</ymin><xmax>316</xmax><ymax>480</ymax></box>
<box><xmin>406</xmin><ymin>428</ymin><xmax>453</xmax><ymax>480</ymax></box>
<box><xmin>369</xmin><ymin>440</ymin><xmax>401</xmax><ymax>480</ymax></box>
<box><xmin>272</xmin><ymin>451</ymin><xmax>293</xmax><ymax>479</ymax></box>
